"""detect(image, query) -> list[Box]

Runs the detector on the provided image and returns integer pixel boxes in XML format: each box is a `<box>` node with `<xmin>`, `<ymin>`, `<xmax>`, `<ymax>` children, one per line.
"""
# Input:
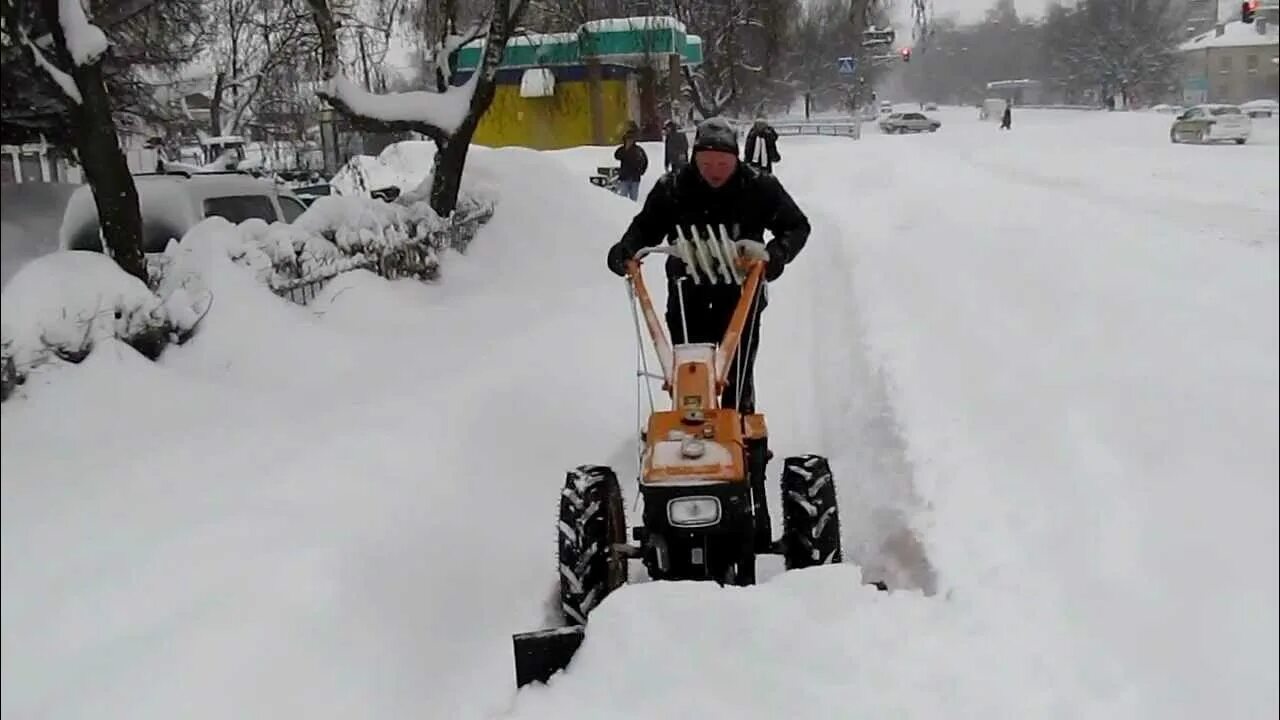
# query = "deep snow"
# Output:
<box><xmin>2</xmin><ymin>108</ymin><xmax>1277</xmax><ymax>719</ymax></box>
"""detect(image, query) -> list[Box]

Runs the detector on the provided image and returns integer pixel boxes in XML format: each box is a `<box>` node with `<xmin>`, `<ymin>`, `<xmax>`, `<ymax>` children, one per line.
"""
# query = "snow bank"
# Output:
<box><xmin>0</xmin><ymin>141</ymin><xmax>637</xmax><ymax>719</ymax></box>
<box><xmin>508</xmin><ymin>566</ymin><xmax>1130</xmax><ymax>719</ymax></box>
<box><xmin>329</xmin><ymin>140</ymin><xmax>501</xmax><ymax>213</ymax></box>
<box><xmin>0</xmin><ymin>252</ymin><xmax>203</xmax><ymax>389</ymax></box>
<box><xmin>2</xmin><ymin>182</ymin><xmax>498</xmax><ymax>400</ymax></box>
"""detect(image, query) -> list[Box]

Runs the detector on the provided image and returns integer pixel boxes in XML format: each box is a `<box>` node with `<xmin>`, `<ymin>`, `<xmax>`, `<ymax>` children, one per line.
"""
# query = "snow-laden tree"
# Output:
<box><xmin>305</xmin><ymin>0</ymin><xmax>530</xmax><ymax>216</ymax></box>
<box><xmin>1</xmin><ymin>0</ymin><xmax>206</xmax><ymax>148</ymax></box>
<box><xmin>1043</xmin><ymin>0</ymin><xmax>1184</xmax><ymax>106</ymax></box>
<box><xmin>1</xmin><ymin>0</ymin><xmax>149</xmax><ymax>282</ymax></box>
<box><xmin>775</xmin><ymin>0</ymin><xmax>899</xmax><ymax>116</ymax></box>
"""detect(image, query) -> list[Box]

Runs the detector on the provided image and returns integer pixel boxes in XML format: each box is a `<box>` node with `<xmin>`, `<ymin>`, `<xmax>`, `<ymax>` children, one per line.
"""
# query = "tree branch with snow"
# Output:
<box><xmin>305</xmin><ymin>0</ymin><xmax>530</xmax><ymax>216</ymax></box>
<box><xmin>2</xmin><ymin>0</ymin><xmax>148</xmax><ymax>283</ymax></box>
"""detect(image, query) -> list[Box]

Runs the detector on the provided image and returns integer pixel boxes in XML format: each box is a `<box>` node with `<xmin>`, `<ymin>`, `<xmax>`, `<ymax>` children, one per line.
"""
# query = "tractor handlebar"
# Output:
<box><xmin>629</xmin><ymin>225</ymin><xmax>762</xmax><ymax>286</ymax></box>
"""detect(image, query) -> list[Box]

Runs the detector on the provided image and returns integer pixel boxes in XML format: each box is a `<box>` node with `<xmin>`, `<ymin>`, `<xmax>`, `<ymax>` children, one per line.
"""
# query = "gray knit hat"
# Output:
<box><xmin>692</xmin><ymin>117</ymin><xmax>739</xmax><ymax>154</ymax></box>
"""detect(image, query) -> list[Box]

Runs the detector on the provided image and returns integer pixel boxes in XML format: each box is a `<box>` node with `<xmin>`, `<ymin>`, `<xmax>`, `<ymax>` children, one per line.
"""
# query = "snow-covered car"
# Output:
<box><xmin>923</xmin><ymin>101</ymin><xmax>939</xmax><ymax>111</ymax></box>
<box><xmin>879</xmin><ymin>112</ymin><xmax>941</xmax><ymax>134</ymax></box>
<box><xmin>60</xmin><ymin>170</ymin><xmax>309</xmax><ymax>253</ymax></box>
<box><xmin>1169</xmin><ymin>104</ymin><xmax>1251</xmax><ymax>145</ymax></box>
<box><xmin>1240</xmin><ymin>99</ymin><xmax>1278</xmax><ymax>118</ymax></box>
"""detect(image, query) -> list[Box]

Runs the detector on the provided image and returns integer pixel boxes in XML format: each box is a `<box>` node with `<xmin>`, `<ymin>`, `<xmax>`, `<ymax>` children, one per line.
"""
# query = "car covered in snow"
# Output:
<box><xmin>1239</xmin><ymin>99</ymin><xmax>1278</xmax><ymax>118</ymax></box>
<box><xmin>1169</xmin><ymin>104</ymin><xmax>1252</xmax><ymax>145</ymax></box>
<box><xmin>879</xmin><ymin>112</ymin><xmax>941</xmax><ymax>134</ymax></box>
<box><xmin>60</xmin><ymin>170</ymin><xmax>309</xmax><ymax>254</ymax></box>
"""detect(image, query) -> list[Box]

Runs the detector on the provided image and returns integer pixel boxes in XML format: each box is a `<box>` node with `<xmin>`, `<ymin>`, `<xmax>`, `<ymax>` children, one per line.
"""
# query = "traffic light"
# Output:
<box><xmin>1242</xmin><ymin>0</ymin><xmax>1258</xmax><ymax>23</ymax></box>
<box><xmin>900</xmin><ymin>47</ymin><xmax>912</xmax><ymax>62</ymax></box>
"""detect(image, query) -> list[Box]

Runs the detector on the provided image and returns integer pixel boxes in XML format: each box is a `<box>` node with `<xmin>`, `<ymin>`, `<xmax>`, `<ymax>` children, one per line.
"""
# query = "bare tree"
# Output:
<box><xmin>667</xmin><ymin>0</ymin><xmax>756</xmax><ymax>118</ymax></box>
<box><xmin>776</xmin><ymin>0</ymin><xmax>899</xmax><ymax>115</ymax></box>
<box><xmin>200</xmin><ymin>0</ymin><xmax>322</xmax><ymax>141</ymax></box>
<box><xmin>2</xmin><ymin>0</ymin><xmax>147</xmax><ymax>282</ymax></box>
<box><xmin>305</xmin><ymin>0</ymin><xmax>530</xmax><ymax>215</ymax></box>
<box><xmin>1043</xmin><ymin>0</ymin><xmax>1183</xmax><ymax>106</ymax></box>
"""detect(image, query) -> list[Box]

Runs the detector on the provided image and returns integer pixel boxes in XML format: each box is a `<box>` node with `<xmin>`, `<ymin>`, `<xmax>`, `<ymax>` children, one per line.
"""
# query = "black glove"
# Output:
<box><xmin>607</xmin><ymin>242</ymin><xmax>633</xmax><ymax>276</ymax></box>
<box><xmin>764</xmin><ymin>242</ymin><xmax>787</xmax><ymax>281</ymax></box>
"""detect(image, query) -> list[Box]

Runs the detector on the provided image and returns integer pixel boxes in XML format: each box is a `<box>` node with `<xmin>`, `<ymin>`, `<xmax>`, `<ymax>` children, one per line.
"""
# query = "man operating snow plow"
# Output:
<box><xmin>512</xmin><ymin>119</ymin><xmax>845</xmax><ymax>688</ymax></box>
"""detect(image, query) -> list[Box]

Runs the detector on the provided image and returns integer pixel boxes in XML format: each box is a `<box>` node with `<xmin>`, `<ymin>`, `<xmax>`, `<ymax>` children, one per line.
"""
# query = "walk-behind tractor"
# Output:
<box><xmin>512</xmin><ymin>229</ymin><xmax>844</xmax><ymax>688</ymax></box>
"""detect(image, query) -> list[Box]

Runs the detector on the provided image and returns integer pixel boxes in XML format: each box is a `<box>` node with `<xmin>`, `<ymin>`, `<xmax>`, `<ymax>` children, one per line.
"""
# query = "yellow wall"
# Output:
<box><xmin>471</xmin><ymin>77</ymin><xmax>637</xmax><ymax>150</ymax></box>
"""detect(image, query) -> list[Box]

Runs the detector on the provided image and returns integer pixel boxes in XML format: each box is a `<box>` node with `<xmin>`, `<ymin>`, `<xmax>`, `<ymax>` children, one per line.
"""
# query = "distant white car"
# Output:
<box><xmin>879</xmin><ymin>112</ymin><xmax>941</xmax><ymax>134</ymax></box>
<box><xmin>1240</xmin><ymin>99</ymin><xmax>1278</xmax><ymax>118</ymax></box>
<box><xmin>1169</xmin><ymin>104</ymin><xmax>1252</xmax><ymax>144</ymax></box>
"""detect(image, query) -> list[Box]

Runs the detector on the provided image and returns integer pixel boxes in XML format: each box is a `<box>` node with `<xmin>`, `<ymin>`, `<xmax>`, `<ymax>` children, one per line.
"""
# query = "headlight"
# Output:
<box><xmin>667</xmin><ymin>496</ymin><xmax>721</xmax><ymax>527</ymax></box>
<box><xmin>680</xmin><ymin>437</ymin><xmax>706</xmax><ymax>459</ymax></box>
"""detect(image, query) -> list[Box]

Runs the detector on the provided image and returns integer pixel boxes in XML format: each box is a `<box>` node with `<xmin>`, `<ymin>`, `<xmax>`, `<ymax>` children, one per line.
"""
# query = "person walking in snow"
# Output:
<box><xmin>742</xmin><ymin>117</ymin><xmax>781</xmax><ymax>174</ymax></box>
<box><xmin>663</xmin><ymin>120</ymin><xmax>689</xmax><ymax>173</ymax></box>
<box><xmin>604</xmin><ymin>116</ymin><xmax>811</xmax><ymax>551</ymax></box>
<box><xmin>613</xmin><ymin>127</ymin><xmax>648</xmax><ymax>201</ymax></box>
<box><xmin>1000</xmin><ymin>104</ymin><xmax>1012</xmax><ymax>130</ymax></box>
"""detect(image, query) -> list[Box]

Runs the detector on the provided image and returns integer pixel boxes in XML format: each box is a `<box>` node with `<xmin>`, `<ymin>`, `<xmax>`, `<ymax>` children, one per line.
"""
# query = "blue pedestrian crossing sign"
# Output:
<box><xmin>837</xmin><ymin>56</ymin><xmax>857</xmax><ymax>75</ymax></box>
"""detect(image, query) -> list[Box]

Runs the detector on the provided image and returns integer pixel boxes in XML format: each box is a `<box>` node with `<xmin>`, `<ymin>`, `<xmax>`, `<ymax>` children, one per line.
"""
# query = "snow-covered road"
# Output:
<box><xmin>3</xmin><ymin>108</ymin><xmax>1276</xmax><ymax>719</ymax></box>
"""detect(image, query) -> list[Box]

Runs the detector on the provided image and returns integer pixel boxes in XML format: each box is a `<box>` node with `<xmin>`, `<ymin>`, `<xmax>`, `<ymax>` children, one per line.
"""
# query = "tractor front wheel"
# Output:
<box><xmin>780</xmin><ymin>455</ymin><xmax>843</xmax><ymax>571</ymax></box>
<box><xmin>558</xmin><ymin>465</ymin><xmax>628</xmax><ymax>625</ymax></box>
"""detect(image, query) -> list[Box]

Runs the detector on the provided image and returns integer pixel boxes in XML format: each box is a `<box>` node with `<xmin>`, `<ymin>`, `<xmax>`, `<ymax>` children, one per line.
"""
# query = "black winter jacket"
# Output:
<box><xmin>614</xmin><ymin>143</ymin><xmax>648</xmax><ymax>181</ymax></box>
<box><xmin>664</xmin><ymin>130</ymin><xmax>689</xmax><ymax>170</ymax></box>
<box><xmin>616</xmin><ymin>162</ymin><xmax>810</xmax><ymax>289</ymax></box>
<box><xmin>743</xmin><ymin>127</ymin><xmax>781</xmax><ymax>172</ymax></box>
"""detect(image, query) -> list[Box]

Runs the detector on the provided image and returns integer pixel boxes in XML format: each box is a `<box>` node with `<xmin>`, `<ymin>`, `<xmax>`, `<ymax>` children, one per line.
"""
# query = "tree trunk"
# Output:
<box><xmin>38</xmin><ymin>0</ymin><xmax>147</xmax><ymax>284</ymax></box>
<box><xmin>210</xmin><ymin>71</ymin><xmax>226</xmax><ymax>149</ymax></box>
<box><xmin>72</xmin><ymin>65</ymin><xmax>147</xmax><ymax>283</ymax></box>
<box><xmin>426</xmin><ymin>0</ymin><xmax>521</xmax><ymax>217</ymax></box>
<box><xmin>428</xmin><ymin>71</ymin><xmax>495</xmax><ymax>215</ymax></box>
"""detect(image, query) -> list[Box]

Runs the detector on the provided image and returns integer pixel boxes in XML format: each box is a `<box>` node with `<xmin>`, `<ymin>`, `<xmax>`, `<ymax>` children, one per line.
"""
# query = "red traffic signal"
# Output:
<box><xmin>900</xmin><ymin>47</ymin><xmax>912</xmax><ymax>62</ymax></box>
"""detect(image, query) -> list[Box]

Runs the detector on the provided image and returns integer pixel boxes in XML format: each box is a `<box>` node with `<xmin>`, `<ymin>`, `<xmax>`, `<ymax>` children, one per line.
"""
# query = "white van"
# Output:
<box><xmin>60</xmin><ymin>170</ymin><xmax>309</xmax><ymax>253</ymax></box>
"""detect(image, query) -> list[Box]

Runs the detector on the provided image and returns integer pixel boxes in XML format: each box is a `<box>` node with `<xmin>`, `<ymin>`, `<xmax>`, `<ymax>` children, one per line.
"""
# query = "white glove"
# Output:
<box><xmin>735</xmin><ymin>239</ymin><xmax>769</xmax><ymax>261</ymax></box>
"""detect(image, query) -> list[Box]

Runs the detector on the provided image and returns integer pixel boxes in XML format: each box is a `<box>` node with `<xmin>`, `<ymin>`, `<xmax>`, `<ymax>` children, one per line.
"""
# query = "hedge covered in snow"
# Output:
<box><xmin>1</xmin><ymin>189</ymin><xmax>495</xmax><ymax>401</ymax></box>
<box><xmin>0</xmin><ymin>252</ymin><xmax>206</xmax><ymax>401</ymax></box>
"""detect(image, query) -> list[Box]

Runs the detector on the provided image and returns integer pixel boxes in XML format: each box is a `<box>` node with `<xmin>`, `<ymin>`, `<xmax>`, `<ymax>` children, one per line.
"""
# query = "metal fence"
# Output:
<box><xmin>269</xmin><ymin>203</ymin><xmax>493</xmax><ymax>305</ymax></box>
<box><xmin>768</xmin><ymin>121</ymin><xmax>862</xmax><ymax>139</ymax></box>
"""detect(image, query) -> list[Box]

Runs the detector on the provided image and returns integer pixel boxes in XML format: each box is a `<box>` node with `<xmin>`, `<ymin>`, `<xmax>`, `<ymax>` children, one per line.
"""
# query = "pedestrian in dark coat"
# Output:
<box><xmin>743</xmin><ymin>118</ymin><xmax>781</xmax><ymax>173</ymax></box>
<box><xmin>663</xmin><ymin>120</ymin><xmax>689</xmax><ymax>172</ymax></box>
<box><xmin>613</xmin><ymin>127</ymin><xmax>648</xmax><ymax>201</ymax></box>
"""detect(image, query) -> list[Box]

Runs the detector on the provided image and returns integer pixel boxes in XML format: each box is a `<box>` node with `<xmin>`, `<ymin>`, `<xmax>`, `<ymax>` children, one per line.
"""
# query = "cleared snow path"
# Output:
<box><xmin>506</xmin><ymin>109</ymin><xmax>1278</xmax><ymax>719</ymax></box>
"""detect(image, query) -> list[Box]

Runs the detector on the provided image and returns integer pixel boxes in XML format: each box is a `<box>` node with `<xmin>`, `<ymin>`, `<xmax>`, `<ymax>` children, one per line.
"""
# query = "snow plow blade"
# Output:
<box><xmin>512</xmin><ymin>625</ymin><xmax>585</xmax><ymax>688</ymax></box>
